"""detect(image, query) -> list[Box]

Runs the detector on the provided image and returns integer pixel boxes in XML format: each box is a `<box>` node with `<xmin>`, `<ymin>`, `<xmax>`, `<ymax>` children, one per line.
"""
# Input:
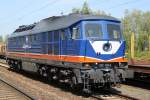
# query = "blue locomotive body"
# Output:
<box><xmin>7</xmin><ymin>14</ymin><xmax>127</xmax><ymax>92</ymax></box>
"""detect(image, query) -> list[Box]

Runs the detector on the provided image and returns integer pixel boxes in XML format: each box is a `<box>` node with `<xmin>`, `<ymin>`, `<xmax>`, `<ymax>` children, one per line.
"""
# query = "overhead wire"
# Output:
<box><xmin>0</xmin><ymin>0</ymin><xmax>141</xmax><ymax>34</ymax></box>
<box><xmin>107</xmin><ymin>0</ymin><xmax>139</xmax><ymax>10</ymax></box>
<box><xmin>17</xmin><ymin>0</ymin><xmax>61</xmax><ymax>20</ymax></box>
<box><xmin>0</xmin><ymin>0</ymin><xmax>39</xmax><ymax>20</ymax></box>
<box><xmin>0</xmin><ymin>0</ymin><xmax>62</xmax><ymax>35</ymax></box>
<box><xmin>0</xmin><ymin>0</ymin><xmax>61</xmax><ymax>25</ymax></box>
<box><xmin>1</xmin><ymin>0</ymin><xmax>138</xmax><ymax>25</ymax></box>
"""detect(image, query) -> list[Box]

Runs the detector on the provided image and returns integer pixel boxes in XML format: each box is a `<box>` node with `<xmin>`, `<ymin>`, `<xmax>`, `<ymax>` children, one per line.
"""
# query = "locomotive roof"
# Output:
<box><xmin>10</xmin><ymin>14</ymin><xmax>120</xmax><ymax>38</ymax></box>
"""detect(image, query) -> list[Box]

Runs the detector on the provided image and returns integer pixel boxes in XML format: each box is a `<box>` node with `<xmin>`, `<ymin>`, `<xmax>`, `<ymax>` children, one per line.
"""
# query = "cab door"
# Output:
<box><xmin>60</xmin><ymin>30</ymin><xmax>67</xmax><ymax>56</ymax></box>
<box><xmin>66</xmin><ymin>26</ymin><xmax>81</xmax><ymax>56</ymax></box>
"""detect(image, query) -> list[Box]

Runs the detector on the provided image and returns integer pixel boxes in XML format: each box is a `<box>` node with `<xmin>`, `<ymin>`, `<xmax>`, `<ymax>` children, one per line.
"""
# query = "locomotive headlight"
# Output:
<box><xmin>103</xmin><ymin>42</ymin><xmax>112</xmax><ymax>52</ymax></box>
<box><xmin>83</xmin><ymin>63</ymin><xmax>91</xmax><ymax>68</ymax></box>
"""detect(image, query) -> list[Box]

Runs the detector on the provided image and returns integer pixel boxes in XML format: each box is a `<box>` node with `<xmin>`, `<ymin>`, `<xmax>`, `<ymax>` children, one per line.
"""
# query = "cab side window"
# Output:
<box><xmin>61</xmin><ymin>30</ymin><xmax>65</xmax><ymax>40</ymax></box>
<box><xmin>71</xmin><ymin>26</ymin><xmax>80</xmax><ymax>39</ymax></box>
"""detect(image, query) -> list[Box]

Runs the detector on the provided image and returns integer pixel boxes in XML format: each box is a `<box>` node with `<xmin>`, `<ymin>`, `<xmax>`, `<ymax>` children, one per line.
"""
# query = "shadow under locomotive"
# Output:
<box><xmin>8</xmin><ymin>67</ymin><xmax>122</xmax><ymax>97</ymax></box>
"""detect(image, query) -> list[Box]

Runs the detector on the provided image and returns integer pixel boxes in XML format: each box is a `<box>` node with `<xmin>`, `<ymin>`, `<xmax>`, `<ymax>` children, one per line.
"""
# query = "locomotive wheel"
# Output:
<box><xmin>39</xmin><ymin>67</ymin><xmax>43</xmax><ymax>76</ymax></box>
<box><xmin>70</xmin><ymin>76</ymin><xmax>81</xmax><ymax>92</ymax></box>
<box><xmin>38</xmin><ymin>66</ymin><xmax>48</xmax><ymax>77</ymax></box>
<box><xmin>8</xmin><ymin>60</ymin><xmax>21</xmax><ymax>71</ymax></box>
<box><xmin>8</xmin><ymin>60</ymin><xmax>15</xmax><ymax>69</ymax></box>
<box><xmin>47</xmin><ymin>71</ymin><xmax>53</xmax><ymax>82</ymax></box>
<box><xmin>71</xmin><ymin>76</ymin><xmax>77</xmax><ymax>87</ymax></box>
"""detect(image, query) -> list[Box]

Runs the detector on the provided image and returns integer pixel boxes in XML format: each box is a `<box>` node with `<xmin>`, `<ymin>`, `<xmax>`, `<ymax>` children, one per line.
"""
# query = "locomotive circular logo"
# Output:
<box><xmin>103</xmin><ymin>42</ymin><xmax>112</xmax><ymax>52</ymax></box>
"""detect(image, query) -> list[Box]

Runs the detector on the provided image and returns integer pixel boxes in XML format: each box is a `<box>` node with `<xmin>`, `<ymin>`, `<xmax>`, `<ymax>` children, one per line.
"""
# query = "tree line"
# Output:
<box><xmin>122</xmin><ymin>9</ymin><xmax>150</xmax><ymax>53</ymax></box>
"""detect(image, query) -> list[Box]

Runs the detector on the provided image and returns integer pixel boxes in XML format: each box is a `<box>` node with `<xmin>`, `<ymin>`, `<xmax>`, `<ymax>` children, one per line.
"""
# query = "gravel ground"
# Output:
<box><xmin>0</xmin><ymin>80</ymin><xmax>31</xmax><ymax>100</ymax></box>
<box><xmin>0</xmin><ymin>65</ymin><xmax>149</xmax><ymax>100</ymax></box>
<box><xmin>114</xmin><ymin>84</ymin><xmax>150</xmax><ymax>100</ymax></box>
<box><xmin>0</xmin><ymin>66</ymin><xmax>93</xmax><ymax>100</ymax></box>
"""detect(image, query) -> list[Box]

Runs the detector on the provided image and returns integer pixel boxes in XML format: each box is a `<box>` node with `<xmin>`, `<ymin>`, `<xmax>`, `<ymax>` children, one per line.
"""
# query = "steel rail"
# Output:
<box><xmin>0</xmin><ymin>63</ymin><xmax>35</xmax><ymax>100</ymax></box>
<box><xmin>91</xmin><ymin>89</ymin><xmax>140</xmax><ymax>100</ymax></box>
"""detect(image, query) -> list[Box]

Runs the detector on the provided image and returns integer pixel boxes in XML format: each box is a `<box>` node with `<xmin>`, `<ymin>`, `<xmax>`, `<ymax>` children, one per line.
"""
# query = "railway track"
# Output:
<box><xmin>91</xmin><ymin>89</ymin><xmax>139</xmax><ymax>100</ymax></box>
<box><xmin>91</xmin><ymin>94</ymin><xmax>129</xmax><ymax>100</ymax></box>
<box><xmin>0</xmin><ymin>78</ymin><xmax>33</xmax><ymax>100</ymax></box>
<box><xmin>0</xmin><ymin>61</ymin><xmax>149</xmax><ymax>100</ymax></box>
<box><xmin>124</xmin><ymin>79</ymin><xmax>150</xmax><ymax>90</ymax></box>
<box><xmin>128</xmin><ymin>64</ymin><xmax>150</xmax><ymax>74</ymax></box>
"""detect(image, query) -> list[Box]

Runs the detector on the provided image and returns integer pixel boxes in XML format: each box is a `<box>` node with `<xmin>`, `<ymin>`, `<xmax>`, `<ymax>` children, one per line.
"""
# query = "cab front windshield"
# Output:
<box><xmin>85</xmin><ymin>23</ymin><xmax>102</xmax><ymax>39</ymax></box>
<box><xmin>107</xmin><ymin>24</ymin><xmax>121</xmax><ymax>40</ymax></box>
<box><xmin>85</xmin><ymin>23</ymin><xmax>121</xmax><ymax>40</ymax></box>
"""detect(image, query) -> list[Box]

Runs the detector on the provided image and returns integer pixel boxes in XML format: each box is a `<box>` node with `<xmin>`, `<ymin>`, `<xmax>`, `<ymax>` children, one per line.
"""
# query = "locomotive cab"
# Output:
<box><xmin>72</xmin><ymin>20</ymin><xmax>128</xmax><ymax>91</ymax></box>
<box><xmin>82</xmin><ymin>20</ymin><xmax>127</xmax><ymax>64</ymax></box>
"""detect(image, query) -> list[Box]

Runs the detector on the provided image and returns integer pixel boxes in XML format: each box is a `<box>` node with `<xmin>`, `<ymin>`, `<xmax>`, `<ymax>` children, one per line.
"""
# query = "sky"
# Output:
<box><xmin>0</xmin><ymin>0</ymin><xmax>149</xmax><ymax>36</ymax></box>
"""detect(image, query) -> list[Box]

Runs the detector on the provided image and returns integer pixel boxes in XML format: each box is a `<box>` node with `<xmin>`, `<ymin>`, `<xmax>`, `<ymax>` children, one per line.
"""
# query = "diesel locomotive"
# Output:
<box><xmin>6</xmin><ymin>14</ymin><xmax>128</xmax><ymax>93</ymax></box>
